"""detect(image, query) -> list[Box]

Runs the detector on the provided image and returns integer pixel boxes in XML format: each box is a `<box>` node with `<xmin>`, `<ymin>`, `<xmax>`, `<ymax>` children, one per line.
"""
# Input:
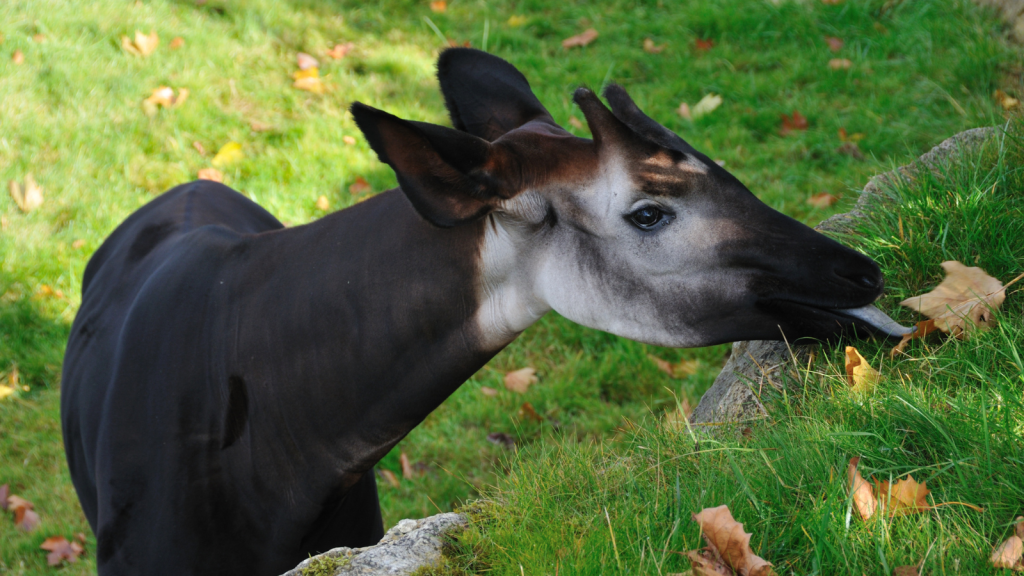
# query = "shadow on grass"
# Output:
<box><xmin>0</xmin><ymin>295</ymin><xmax>70</xmax><ymax>389</ymax></box>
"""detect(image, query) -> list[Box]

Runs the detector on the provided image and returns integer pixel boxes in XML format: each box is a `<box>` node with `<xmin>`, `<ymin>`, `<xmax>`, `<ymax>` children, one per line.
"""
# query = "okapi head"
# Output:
<box><xmin>351</xmin><ymin>48</ymin><xmax>910</xmax><ymax>349</ymax></box>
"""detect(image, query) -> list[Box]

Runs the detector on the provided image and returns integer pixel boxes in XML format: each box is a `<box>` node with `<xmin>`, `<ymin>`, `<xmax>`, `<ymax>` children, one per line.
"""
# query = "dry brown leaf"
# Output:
<box><xmin>326</xmin><ymin>42</ymin><xmax>354</xmax><ymax>59</ymax></box>
<box><xmin>875</xmin><ymin>475</ymin><xmax>931</xmax><ymax>516</ymax></box>
<box><xmin>378</xmin><ymin>469</ymin><xmax>400</xmax><ymax>488</ymax></box>
<box><xmin>249</xmin><ymin>120</ymin><xmax>273</xmax><ymax>132</ymax></box>
<box><xmin>315</xmin><ymin>195</ymin><xmax>330</xmax><ymax>211</ymax></box>
<box><xmin>807</xmin><ymin>192</ymin><xmax>838</xmax><ymax>208</ymax></box>
<box><xmin>197</xmin><ymin>168</ymin><xmax>223</xmax><ymax>183</ymax></box>
<box><xmin>72</xmin><ymin>239</ymin><xmax>86</xmax><ymax>249</ymax></box>
<box><xmin>41</xmin><ymin>536</ymin><xmax>84</xmax><ymax>566</ymax></box>
<box><xmin>844</xmin><ymin>346</ymin><xmax>879</xmax><ymax>394</ymax></box>
<box><xmin>648</xmin><ymin>354</ymin><xmax>698</xmax><ymax>378</ymax></box>
<box><xmin>518</xmin><ymin>402</ymin><xmax>544</xmax><ymax>423</ymax></box>
<box><xmin>900</xmin><ymin>261</ymin><xmax>1009</xmax><ymax>337</ymax></box>
<box><xmin>829</xmin><ymin>58</ymin><xmax>852</xmax><ymax>70</ymax></box>
<box><xmin>504</xmin><ymin>367</ymin><xmax>537</xmax><ymax>393</ymax></box>
<box><xmin>399</xmin><ymin>452</ymin><xmax>414</xmax><ymax>478</ymax></box>
<box><xmin>990</xmin><ymin>535</ymin><xmax>1024</xmax><ymax>571</ymax></box>
<box><xmin>562</xmin><ymin>28</ymin><xmax>598</xmax><ymax>49</ymax></box>
<box><xmin>430</xmin><ymin>0</ymin><xmax>447</xmax><ymax>12</ymax></box>
<box><xmin>780</xmin><ymin>111</ymin><xmax>808</xmax><ymax>136</ymax></box>
<box><xmin>848</xmin><ymin>456</ymin><xmax>877</xmax><ymax>520</ymax></box>
<box><xmin>342</xmin><ymin>135</ymin><xmax>357</xmax><ymax>145</ymax></box>
<box><xmin>0</xmin><ymin>484</ymin><xmax>8</xmax><ymax>510</ymax></box>
<box><xmin>192</xmin><ymin>141</ymin><xmax>206</xmax><ymax>155</ymax></box>
<box><xmin>12</xmin><ymin>49</ymin><xmax>24</xmax><ymax>64</ymax></box>
<box><xmin>694</xmin><ymin>38</ymin><xmax>714</xmax><ymax>51</ymax></box>
<box><xmin>296</xmin><ymin>52</ymin><xmax>319</xmax><ymax>70</ymax></box>
<box><xmin>686</xmin><ymin>549</ymin><xmax>731</xmax><ymax>575</ymax></box>
<box><xmin>479</xmin><ymin>386</ymin><xmax>498</xmax><ymax>397</ymax></box>
<box><xmin>121</xmin><ymin>30</ymin><xmax>159</xmax><ymax>57</ymax></box>
<box><xmin>825</xmin><ymin>36</ymin><xmax>844</xmax><ymax>52</ymax></box>
<box><xmin>890</xmin><ymin>319</ymin><xmax>941</xmax><ymax>356</ymax></box>
<box><xmin>9</xmin><ymin>174</ymin><xmax>44</xmax><ymax>212</ymax></box>
<box><xmin>169</xmin><ymin>36</ymin><xmax>184</xmax><ymax>50</ymax></box>
<box><xmin>893</xmin><ymin>566</ymin><xmax>920</xmax><ymax>576</ymax></box>
<box><xmin>994</xmin><ymin>90</ymin><xmax>1020</xmax><ymax>111</ymax></box>
<box><xmin>349</xmin><ymin>176</ymin><xmax>371</xmax><ymax>195</ymax></box>
<box><xmin>10</xmin><ymin>495</ymin><xmax>40</xmax><ymax>532</ymax></box>
<box><xmin>838</xmin><ymin>127</ymin><xmax>866</xmax><ymax>142</ymax></box>
<box><xmin>691</xmin><ymin>505</ymin><xmax>776</xmax><ymax>576</ymax></box>
<box><xmin>143</xmin><ymin>86</ymin><xmax>188</xmax><ymax>115</ymax></box>
<box><xmin>643</xmin><ymin>38</ymin><xmax>665</xmax><ymax>53</ymax></box>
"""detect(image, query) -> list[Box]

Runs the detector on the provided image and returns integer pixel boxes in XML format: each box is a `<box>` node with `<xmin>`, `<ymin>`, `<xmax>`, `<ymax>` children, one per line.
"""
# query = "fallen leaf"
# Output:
<box><xmin>828</xmin><ymin>58</ymin><xmax>852</xmax><ymax>70</ymax></box>
<box><xmin>507</xmin><ymin>15</ymin><xmax>528</xmax><ymax>27</ymax></box>
<box><xmin>211</xmin><ymin>142</ymin><xmax>244</xmax><ymax>169</ymax></box>
<box><xmin>780</xmin><ymin>110</ymin><xmax>808</xmax><ymax>136</ymax></box>
<box><xmin>806</xmin><ymin>192</ymin><xmax>838</xmax><ymax>208</ymax></box>
<box><xmin>192</xmin><ymin>141</ymin><xmax>206</xmax><ymax>155</ymax></box>
<box><xmin>121</xmin><ymin>30</ymin><xmax>159</xmax><ymax>57</ymax></box>
<box><xmin>76</xmin><ymin>532</ymin><xmax>87</xmax><ymax>545</ymax></box>
<box><xmin>40</xmin><ymin>536</ymin><xmax>84</xmax><ymax>566</ymax></box>
<box><xmin>562</xmin><ymin>28</ymin><xmax>598</xmax><ymax>49</ymax></box>
<box><xmin>0</xmin><ymin>484</ymin><xmax>8</xmax><ymax>510</ymax></box>
<box><xmin>890</xmin><ymin>319</ymin><xmax>941</xmax><ymax>356</ymax></box>
<box><xmin>430</xmin><ymin>0</ymin><xmax>447</xmax><ymax>12</ymax></box>
<box><xmin>694</xmin><ymin>38</ymin><xmax>714</xmax><ymax>51</ymax></box>
<box><xmin>900</xmin><ymin>261</ymin><xmax>1010</xmax><ymax>337</ymax></box>
<box><xmin>648</xmin><ymin>354</ymin><xmax>698</xmax><ymax>378</ymax></box>
<box><xmin>479</xmin><ymin>386</ymin><xmax>498</xmax><ymax>397</ymax></box>
<box><xmin>399</xmin><ymin>452</ymin><xmax>415</xmax><ymax>478</ymax></box>
<box><xmin>990</xmin><ymin>517</ymin><xmax>1024</xmax><ymax>571</ymax></box>
<box><xmin>293</xmin><ymin>67</ymin><xmax>325</xmax><ymax>94</ymax></box>
<box><xmin>169</xmin><ymin>36</ymin><xmax>184</xmax><ymax>50</ymax></box>
<box><xmin>643</xmin><ymin>38</ymin><xmax>665</xmax><ymax>53</ymax></box>
<box><xmin>848</xmin><ymin>456</ymin><xmax>878</xmax><ymax>520</ymax></box>
<box><xmin>837</xmin><ymin>142</ymin><xmax>865</xmax><ymax>160</ymax></box>
<box><xmin>326</xmin><ymin>42</ymin><xmax>354</xmax><ymax>59</ymax></box>
<box><xmin>9</xmin><ymin>174</ymin><xmax>44</xmax><ymax>212</ymax></box>
<box><xmin>342</xmin><ymin>136</ymin><xmax>357</xmax><ymax>145</ymax></box>
<box><xmin>378</xmin><ymin>469</ymin><xmax>400</xmax><ymax>488</ymax></box>
<box><xmin>249</xmin><ymin>120</ymin><xmax>273</xmax><ymax>132</ymax></box>
<box><xmin>691</xmin><ymin>93</ymin><xmax>722</xmax><ymax>119</ymax></box>
<box><xmin>567</xmin><ymin>116</ymin><xmax>585</xmax><ymax>130</ymax></box>
<box><xmin>315</xmin><ymin>195</ymin><xmax>330</xmax><ymax>211</ymax></box>
<box><xmin>691</xmin><ymin>505</ymin><xmax>776</xmax><ymax>576</ymax></box>
<box><xmin>349</xmin><ymin>177</ymin><xmax>371</xmax><ymax>195</ymax></box>
<box><xmin>0</xmin><ymin>385</ymin><xmax>14</xmax><ymax>401</ymax></box>
<box><xmin>296</xmin><ymin>52</ymin><xmax>319</xmax><ymax>70</ymax></box>
<box><xmin>12</xmin><ymin>50</ymin><xmax>24</xmax><ymax>64</ymax></box>
<box><xmin>845</xmin><ymin>346</ymin><xmax>879</xmax><ymax>394</ymax></box>
<box><xmin>72</xmin><ymin>239</ymin><xmax>86</xmax><ymax>249</ymax></box>
<box><xmin>838</xmin><ymin>127</ymin><xmax>866</xmax><ymax>142</ymax></box>
<box><xmin>677</xmin><ymin>102</ymin><xmax>692</xmax><ymax>121</ymax></box>
<box><xmin>9</xmin><ymin>495</ymin><xmax>40</xmax><ymax>532</ymax></box>
<box><xmin>486</xmin><ymin>432</ymin><xmax>516</xmax><ymax>450</ymax></box>
<box><xmin>142</xmin><ymin>86</ymin><xmax>188</xmax><ymax>115</ymax></box>
<box><xmin>994</xmin><ymin>90</ymin><xmax>1020</xmax><ymax>111</ymax></box>
<box><xmin>686</xmin><ymin>549</ymin><xmax>731</xmax><ymax>575</ymax></box>
<box><xmin>875</xmin><ymin>475</ymin><xmax>931</xmax><ymax>516</ymax></box>
<box><xmin>518</xmin><ymin>402</ymin><xmax>544</xmax><ymax>423</ymax></box>
<box><xmin>32</xmin><ymin>34</ymin><xmax>45</xmax><ymax>43</ymax></box>
<box><xmin>825</xmin><ymin>36</ymin><xmax>844</xmax><ymax>52</ymax></box>
<box><xmin>893</xmin><ymin>566</ymin><xmax>920</xmax><ymax>576</ymax></box>
<box><xmin>504</xmin><ymin>367</ymin><xmax>537</xmax><ymax>393</ymax></box>
<box><xmin>197</xmin><ymin>168</ymin><xmax>223</xmax><ymax>183</ymax></box>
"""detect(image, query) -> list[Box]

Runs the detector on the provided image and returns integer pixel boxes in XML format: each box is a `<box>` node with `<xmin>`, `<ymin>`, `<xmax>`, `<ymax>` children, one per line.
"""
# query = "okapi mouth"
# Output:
<box><xmin>763</xmin><ymin>299</ymin><xmax>914</xmax><ymax>340</ymax></box>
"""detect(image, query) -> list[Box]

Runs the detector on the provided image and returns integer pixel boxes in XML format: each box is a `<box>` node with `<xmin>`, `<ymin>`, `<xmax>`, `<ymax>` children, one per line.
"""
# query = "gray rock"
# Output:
<box><xmin>690</xmin><ymin>127</ymin><xmax>996</xmax><ymax>427</ymax></box>
<box><xmin>281</xmin><ymin>513</ymin><xmax>468</xmax><ymax>576</ymax></box>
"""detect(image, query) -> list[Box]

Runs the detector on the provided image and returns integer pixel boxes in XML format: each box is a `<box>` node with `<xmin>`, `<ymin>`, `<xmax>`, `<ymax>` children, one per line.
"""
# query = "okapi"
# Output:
<box><xmin>61</xmin><ymin>48</ymin><xmax>910</xmax><ymax>575</ymax></box>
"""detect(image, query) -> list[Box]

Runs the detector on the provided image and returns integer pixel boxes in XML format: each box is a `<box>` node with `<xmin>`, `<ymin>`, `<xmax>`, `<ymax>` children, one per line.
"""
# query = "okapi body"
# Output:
<box><xmin>62</xmin><ymin>48</ymin><xmax>909</xmax><ymax>575</ymax></box>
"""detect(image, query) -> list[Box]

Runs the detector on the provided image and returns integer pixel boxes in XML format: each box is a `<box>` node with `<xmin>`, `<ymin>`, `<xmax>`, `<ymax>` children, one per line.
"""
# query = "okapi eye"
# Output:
<box><xmin>629</xmin><ymin>206</ymin><xmax>665</xmax><ymax>230</ymax></box>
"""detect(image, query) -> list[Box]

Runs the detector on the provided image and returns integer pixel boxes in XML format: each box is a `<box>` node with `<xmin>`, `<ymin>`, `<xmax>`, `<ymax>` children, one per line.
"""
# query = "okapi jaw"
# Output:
<box><xmin>466</xmin><ymin>87</ymin><xmax>912</xmax><ymax>349</ymax></box>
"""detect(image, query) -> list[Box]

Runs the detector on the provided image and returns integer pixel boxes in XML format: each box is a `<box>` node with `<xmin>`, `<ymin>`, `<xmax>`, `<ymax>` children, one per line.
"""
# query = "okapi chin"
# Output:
<box><xmin>61</xmin><ymin>47</ymin><xmax>910</xmax><ymax>576</ymax></box>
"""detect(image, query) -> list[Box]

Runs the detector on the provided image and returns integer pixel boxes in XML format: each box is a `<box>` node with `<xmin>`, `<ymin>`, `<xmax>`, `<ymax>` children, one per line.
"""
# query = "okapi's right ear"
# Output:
<box><xmin>351</xmin><ymin>102</ymin><xmax>515</xmax><ymax>228</ymax></box>
<box><xmin>437</xmin><ymin>48</ymin><xmax>565</xmax><ymax>141</ymax></box>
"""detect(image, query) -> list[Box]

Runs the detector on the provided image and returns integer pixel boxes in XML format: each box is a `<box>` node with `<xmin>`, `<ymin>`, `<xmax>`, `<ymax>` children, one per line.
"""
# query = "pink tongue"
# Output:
<box><xmin>836</xmin><ymin>304</ymin><xmax>914</xmax><ymax>337</ymax></box>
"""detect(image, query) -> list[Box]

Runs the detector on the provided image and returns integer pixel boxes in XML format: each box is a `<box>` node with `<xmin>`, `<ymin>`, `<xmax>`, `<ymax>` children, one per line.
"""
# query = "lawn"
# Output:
<box><xmin>0</xmin><ymin>0</ymin><xmax>1020</xmax><ymax>573</ymax></box>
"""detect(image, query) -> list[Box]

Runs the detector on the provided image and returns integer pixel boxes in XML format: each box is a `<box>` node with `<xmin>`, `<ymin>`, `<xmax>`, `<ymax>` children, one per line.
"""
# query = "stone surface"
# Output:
<box><xmin>690</xmin><ymin>127</ymin><xmax>996</xmax><ymax>426</ymax></box>
<box><xmin>281</xmin><ymin>513</ymin><xmax>468</xmax><ymax>576</ymax></box>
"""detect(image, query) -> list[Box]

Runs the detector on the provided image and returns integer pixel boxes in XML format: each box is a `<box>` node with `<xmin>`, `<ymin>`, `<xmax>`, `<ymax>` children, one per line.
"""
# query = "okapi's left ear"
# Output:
<box><xmin>351</xmin><ymin>102</ymin><xmax>517</xmax><ymax>228</ymax></box>
<box><xmin>602</xmin><ymin>84</ymin><xmax>698</xmax><ymax>155</ymax></box>
<box><xmin>573</xmin><ymin>87</ymin><xmax>660</xmax><ymax>155</ymax></box>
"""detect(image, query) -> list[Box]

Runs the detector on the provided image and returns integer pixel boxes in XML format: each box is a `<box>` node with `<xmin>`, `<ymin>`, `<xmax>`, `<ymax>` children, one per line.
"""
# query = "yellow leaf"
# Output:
<box><xmin>0</xmin><ymin>385</ymin><xmax>14</xmax><ymax>401</ymax></box>
<box><xmin>211</xmin><ymin>142</ymin><xmax>244</xmax><ymax>169</ymax></box>
<box><xmin>315</xmin><ymin>195</ymin><xmax>330</xmax><ymax>211</ymax></box>
<box><xmin>503</xmin><ymin>367</ymin><xmax>537</xmax><ymax>394</ymax></box>
<box><xmin>293</xmin><ymin>76</ymin><xmax>325</xmax><ymax>94</ymax></box>
<box><xmin>292</xmin><ymin>67</ymin><xmax>320</xmax><ymax>81</ymax></box>
<box><xmin>844</xmin><ymin>346</ymin><xmax>879</xmax><ymax>394</ymax></box>
<box><xmin>848</xmin><ymin>456</ymin><xmax>877</xmax><ymax>520</ymax></box>
<box><xmin>900</xmin><ymin>261</ymin><xmax>1010</xmax><ymax>337</ymax></box>
<box><xmin>691</xmin><ymin>93</ymin><xmax>722</xmax><ymax>119</ymax></box>
<box><xmin>507</xmin><ymin>15</ymin><xmax>528</xmax><ymax>27</ymax></box>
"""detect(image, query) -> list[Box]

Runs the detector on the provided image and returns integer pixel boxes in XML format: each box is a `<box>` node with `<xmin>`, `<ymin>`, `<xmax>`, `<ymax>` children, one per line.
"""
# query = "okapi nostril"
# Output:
<box><xmin>839</xmin><ymin>271</ymin><xmax>880</xmax><ymax>290</ymax></box>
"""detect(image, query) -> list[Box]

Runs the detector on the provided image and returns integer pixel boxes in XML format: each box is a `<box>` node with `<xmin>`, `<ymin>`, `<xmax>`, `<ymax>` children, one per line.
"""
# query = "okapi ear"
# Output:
<box><xmin>437</xmin><ymin>48</ymin><xmax>564</xmax><ymax>141</ymax></box>
<box><xmin>602</xmin><ymin>84</ymin><xmax>698</xmax><ymax>155</ymax></box>
<box><xmin>573</xmin><ymin>87</ymin><xmax>656</xmax><ymax>151</ymax></box>
<box><xmin>351</xmin><ymin>102</ymin><xmax>515</xmax><ymax>228</ymax></box>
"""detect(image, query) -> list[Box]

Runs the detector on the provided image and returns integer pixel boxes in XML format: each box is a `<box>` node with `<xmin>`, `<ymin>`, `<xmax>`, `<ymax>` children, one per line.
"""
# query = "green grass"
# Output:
<box><xmin>433</xmin><ymin>125</ymin><xmax>1024</xmax><ymax>574</ymax></box>
<box><xmin>1</xmin><ymin>0</ymin><xmax>1021</xmax><ymax>572</ymax></box>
